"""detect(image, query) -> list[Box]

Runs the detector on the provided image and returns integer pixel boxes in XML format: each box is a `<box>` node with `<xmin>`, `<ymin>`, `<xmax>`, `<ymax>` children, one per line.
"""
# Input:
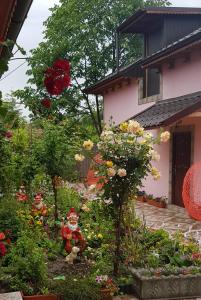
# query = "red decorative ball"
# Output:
<box><xmin>41</xmin><ymin>98</ymin><xmax>52</xmax><ymax>108</ymax></box>
<box><xmin>182</xmin><ymin>162</ymin><xmax>201</xmax><ymax>220</ymax></box>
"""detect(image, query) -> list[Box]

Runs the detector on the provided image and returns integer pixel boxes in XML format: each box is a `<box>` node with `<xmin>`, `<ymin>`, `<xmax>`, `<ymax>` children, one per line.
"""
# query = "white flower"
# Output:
<box><xmin>117</xmin><ymin>168</ymin><xmax>127</xmax><ymax>177</ymax></box>
<box><xmin>101</xmin><ymin>130</ymin><xmax>114</xmax><ymax>139</ymax></box>
<box><xmin>88</xmin><ymin>184</ymin><xmax>96</xmax><ymax>192</ymax></box>
<box><xmin>74</xmin><ymin>154</ymin><xmax>85</xmax><ymax>162</ymax></box>
<box><xmin>144</xmin><ymin>132</ymin><xmax>153</xmax><ymax>140</ymax></box>
<box><xmin>160</xmin><ymin>131</ymin><xmax>170</xmax><ymax>143</ymax></box>
<box><xmin>127</xmin><ymin>120</ymin><xmax>141</xmax><ymax>134</ymax></box>
<box><xmin>107</xmin><ymin>168</ymin><xmax>116</xmax><ymax>177</ymax></box>
<box><xmin>149</xmin><ymin>150</ymin><xmax>160</xmax><ymax>161</ymax></box>
<box><xmin>83</xmin><ymin>140</ymin><xmax>94</xmax><ymax>150</ymax></box>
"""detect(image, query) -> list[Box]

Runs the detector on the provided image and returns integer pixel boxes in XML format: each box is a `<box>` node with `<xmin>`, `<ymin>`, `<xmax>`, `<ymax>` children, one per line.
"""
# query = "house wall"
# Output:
<box><xmin>143</xmin><ymin>116</ymin><xmax>201</xmax><ymax>201</ymax></box>
<box><xmin>142</xmin><ymin>128</ymin><xmax>170</xmax><ymax>199</ymax></box>
<box><xmin>162</xmin><ymin>48</ymin><xmax>201</xmax><ymax>99</ymax></box>
<box><xmin>103</xmin><ymin>78</ymin><xmax>152</xmax><ymax>125</ymax></box>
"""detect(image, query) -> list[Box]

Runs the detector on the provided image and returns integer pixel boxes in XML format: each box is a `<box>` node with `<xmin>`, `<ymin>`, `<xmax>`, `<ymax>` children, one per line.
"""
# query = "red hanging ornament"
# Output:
<box><xmin>0</xmin><ymin>242</ymin><xmax>6</xmax><ymax>257</ymax></box>
<box><xmin>41</xmin><ymin>98</ymin><xmax>52</xmax><ymax>108</ymax></box>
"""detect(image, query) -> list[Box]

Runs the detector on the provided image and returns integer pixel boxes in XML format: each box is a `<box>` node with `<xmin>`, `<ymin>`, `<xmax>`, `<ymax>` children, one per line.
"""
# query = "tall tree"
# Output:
<box><xmin>14</xmin><ymin>0</ymin><xmax>170</xmax><ymax>135</ymax></box>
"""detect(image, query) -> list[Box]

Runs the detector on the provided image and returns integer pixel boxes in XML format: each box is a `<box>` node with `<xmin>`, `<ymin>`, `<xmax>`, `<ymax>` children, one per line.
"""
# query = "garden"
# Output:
<box><xmin>1</xmin><ymin>1</ymin><xmax>201</xmax><ymax>299</ymax></box>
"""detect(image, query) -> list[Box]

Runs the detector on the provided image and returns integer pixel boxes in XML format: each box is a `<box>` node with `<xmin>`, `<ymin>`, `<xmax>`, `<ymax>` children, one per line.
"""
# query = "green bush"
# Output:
<box><xmin>4</xmin><ymin>231</ymin><xmax>48</xmax><ymax>295</ymax></box>
<box><xmin>49</xmin><ymin>276</ymin><xmax>101</xmax><ymax>300</ymax></box>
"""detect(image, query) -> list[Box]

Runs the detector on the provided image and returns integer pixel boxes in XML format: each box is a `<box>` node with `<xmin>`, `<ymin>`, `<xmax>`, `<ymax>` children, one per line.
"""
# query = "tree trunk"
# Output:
<box><xmin>113</xmin><ymin>201</ymin><xmax>123</xmax><ymax>276</ymax></box>
<box><xmin>52</xmin><ymin>177</ymin><xmax>58</xmax><ymax>223</ymax></box>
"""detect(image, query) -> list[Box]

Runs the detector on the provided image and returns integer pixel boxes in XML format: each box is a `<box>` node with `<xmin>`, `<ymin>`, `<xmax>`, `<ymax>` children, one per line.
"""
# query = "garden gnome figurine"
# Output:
<box><xmin>31</xmin><ymin>193</ymin><xmax>48</xmax><ymax>222</ymax></box>
<box><xmin>16</xmin><ymin>185</ymin><xmax>28</xmax><ymax>202</ymax></box>
<box><xmin>61</xmin><ymin>207</ymin><xmax>86</xmax><ymax>254</ymax></box>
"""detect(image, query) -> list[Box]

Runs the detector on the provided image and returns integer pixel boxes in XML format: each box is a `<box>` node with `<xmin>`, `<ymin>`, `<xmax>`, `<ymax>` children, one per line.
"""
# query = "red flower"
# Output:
<box><xmin>0</xmin><ymin>232</ymin><xmax>5</xmax><ymax>240</ymax></box>
<box><xmin>53</xmin><ymin>59</ymin><xmax>70</xmax><ymax>72</ymax></box>
<box><xmin>5</xmin><ymin>238</ymin><xmax>11</xmax><ymax>245</ymax></box>
<box><xmin>0</xmin><ymin>242</ymin><xmax>6</xmax><ymax>256</ymax></box>
<box><xmin>41</xmin><ymin>98</ymin><xmax>52</xmax><ymax>108</ymax></box>
<box><xmin>44</xmin><ymin>59</ymin><xmax>71</xmax><ymax>95</ymax></box>
<box><xmin>191</xmin><ymin>253</ymin><xmax>201</xmax><ymax>260</ymax></box>
<box><xmin>4</xmin><ymin>131</ymin><xmax>12</xmax><ymax>139</ymax></box>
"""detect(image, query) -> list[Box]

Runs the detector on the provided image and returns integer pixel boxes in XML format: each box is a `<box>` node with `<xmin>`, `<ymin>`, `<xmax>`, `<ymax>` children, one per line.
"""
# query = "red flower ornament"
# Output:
<box><xmin>53</xmin><ymin>59</ymin><xmax>70</xmax><ymax>72</ymax></box>
<box><xmin>41</xmin><ymin>98</ymin><xmax>52</xmax><ymax>108</ymax></box>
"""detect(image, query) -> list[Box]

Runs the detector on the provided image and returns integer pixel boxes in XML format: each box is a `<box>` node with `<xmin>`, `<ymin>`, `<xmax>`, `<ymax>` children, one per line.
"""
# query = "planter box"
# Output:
<box><xmin>147</xmin><ymin>199</ymin><xmax>166</xmax><ymax>208</ymax></box>
<box><xmin>130</xmin><ymin>268</ymin><xmax>201</xmax><ymax>299</ymax></box>
<box><xmin>23</xmin><ymin>295</ymin><xmax>58</xmax><ymax>300</ymax></box>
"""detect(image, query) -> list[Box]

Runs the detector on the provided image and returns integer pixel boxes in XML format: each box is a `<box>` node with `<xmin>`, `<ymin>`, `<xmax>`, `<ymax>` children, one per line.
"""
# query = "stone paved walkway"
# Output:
<box><xmin>135</xmin><ymin>201</ymin><xmax>201</xmax><ymax>244</ymax></box>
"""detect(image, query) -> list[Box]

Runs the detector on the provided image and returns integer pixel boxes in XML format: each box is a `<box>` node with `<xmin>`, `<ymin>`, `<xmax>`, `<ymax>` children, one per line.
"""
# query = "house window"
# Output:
<box><xmin>139</xmin><ymin>68</ymin><xmax>161</xmax><ymax>104</ymax></box>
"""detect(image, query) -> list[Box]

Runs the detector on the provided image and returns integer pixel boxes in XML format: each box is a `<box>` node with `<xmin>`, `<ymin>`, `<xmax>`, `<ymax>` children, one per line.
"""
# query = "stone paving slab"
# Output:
<box><xmin>135</xmin><ymin>202</ymin><xmax>201</xmax><ymax>244</ymax></box>
<box><xmin>0</xmin><ymin>292</ymin><xmax>22</xmax><ymax>300</ymax></box>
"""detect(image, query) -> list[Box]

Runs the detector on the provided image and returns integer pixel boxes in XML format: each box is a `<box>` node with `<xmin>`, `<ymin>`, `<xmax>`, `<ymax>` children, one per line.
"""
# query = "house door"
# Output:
<box><xmin>172</xmin><ymin>131</ymin><xmax>191</xmax><ymax>207</ymax></box>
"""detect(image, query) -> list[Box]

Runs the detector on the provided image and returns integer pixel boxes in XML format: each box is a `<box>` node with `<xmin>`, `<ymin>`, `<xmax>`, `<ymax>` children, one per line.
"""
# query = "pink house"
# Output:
<box><xmin>84</xmin><ymin>7</ymin><xmax>201</xmax><ymax>207</ymax></box>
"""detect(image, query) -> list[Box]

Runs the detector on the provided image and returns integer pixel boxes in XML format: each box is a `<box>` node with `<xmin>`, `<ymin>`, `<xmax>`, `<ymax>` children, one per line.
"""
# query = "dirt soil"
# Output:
<box><xmin>48</xmin><ymin>255</ymin><xmax>91</xmax><ymax>278</ymax></box>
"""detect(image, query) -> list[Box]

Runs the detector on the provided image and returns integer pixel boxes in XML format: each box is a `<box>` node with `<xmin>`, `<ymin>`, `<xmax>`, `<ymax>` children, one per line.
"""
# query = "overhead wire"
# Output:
<box><xmin>0</xmin><ymin>61</ymin><xmax>27</xmax><ymax>82</ymax></box>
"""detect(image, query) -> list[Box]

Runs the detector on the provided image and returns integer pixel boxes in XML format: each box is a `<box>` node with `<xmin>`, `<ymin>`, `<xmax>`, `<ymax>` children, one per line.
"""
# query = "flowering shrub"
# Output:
<box><xmin>75</xmin><ymin>121</ymin><xmax>169</xmax><ymax>206</ymax></box>
<box><xmin>96</xmin><ymin>275</ymin><xmax>118</xmax><ymax>294</ymax></box>
<box><xmin>75</xmin><ymin>120</ymin><xmax>170</xmax><ymax>275</ymax></box>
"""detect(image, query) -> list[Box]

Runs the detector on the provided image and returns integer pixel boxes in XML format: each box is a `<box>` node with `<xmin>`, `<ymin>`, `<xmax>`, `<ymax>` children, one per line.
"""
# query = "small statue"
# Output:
<box><xmin>31</xmin><ymin>193</ymin><xmax>48</xmax><ymax>224</ymax></box>
<box><xmin>61</xmin><ymin>208</ymin><xmax>86</xmax><ymax>254</ymax></box>
<box><xmin>65</xmin><ymin>246</ymin><xmax>80</xmax><ymax>264</ymax></box>
<box><xmin>16</xmin><ymin>185</ymin><xmax>28</xmax><ymax>202</ymax></box>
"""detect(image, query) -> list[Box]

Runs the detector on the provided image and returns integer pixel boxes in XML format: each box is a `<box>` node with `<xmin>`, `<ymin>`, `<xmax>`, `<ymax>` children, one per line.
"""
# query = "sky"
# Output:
<box><xmin>0</xmin><ymin>0</ymin><xmax>201</xmax><ymax>117</ymax></box>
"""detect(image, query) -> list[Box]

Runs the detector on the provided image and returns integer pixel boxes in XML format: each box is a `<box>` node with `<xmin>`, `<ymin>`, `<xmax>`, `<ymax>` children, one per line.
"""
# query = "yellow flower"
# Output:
<box><xmin>137</xmin><ymin>127</ymin><xmax>144</xmax><ymax>136</ymax></box>
<box><xmin>83</xmin><ymin>140</ymin><xmax>94</xmax><ymax>150</ymax></box>
<box><xmin>81</xmin><ymin>204</ymin><xmax>91</xmax><ymax>212</ymax></box>
<box><xmin>151</xmin><ymin>167</ymin><xmax>161</xmax><ymax>180</ymax></box>
<box><xmin>160</xmin><ymin>131</ymin><xmax>170</xmax><ymax>143</ymax></box>
<box><xmin>36</xmin><ymin>221</ymin><xmax>42</xmax><ymax>225</ymax></box>
<box><xmin>106</xmin><ymin>161</ymin><xmax>113</xmax><ymax>167</ymax></box>
<box><xmin>127</xmin><ymin>120</ymin><xmax>140</xmax><ymax>134</ymax></box>
<box><xmin>87</xmin><ymin>235</ymin><xmax>91</xmax><ymax>240</ymax></box>
<box><xmin>98</xmin><ymin>233</ymin><xmax>103</xmax><ymax>239</ymax></box>
<box><xmin>127</xmin><ymin>139</ymin><xmax>134</xmax><ymax>144</ymax></box>
<box><xmin>119</xmin><ymin>122</ymin><xmax>128</xmax><ymax>132</ymax></box>
<box><xmin>74</xmin><ymin>154</ymin><xmax>85</xmax><ymax>162</ymax></box>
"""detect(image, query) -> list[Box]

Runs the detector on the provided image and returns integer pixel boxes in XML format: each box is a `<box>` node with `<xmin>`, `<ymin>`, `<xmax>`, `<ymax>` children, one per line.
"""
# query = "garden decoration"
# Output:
<box><xmin>65</xmin><ymin>246</ymin><xmax>80</xmax><ymax>264</ymax></box>
<box><xmin>0</xmin><ymin>231</ymin><xmax>7</xmax><ymax>257</ymax></box>
<box><xmin>182</xmin><ymin>162</ymin><xmax>201</xmax><ymax>221</ymax></box>
<box><xmin>16</xmin><ymin>185</ymin><xmax>28</xmax><ymax>202</ymax></box>
<box><xmin>61</xmin><ymin>207</ymin><xmax>86</xmax><ymax>254</ymax></box>
<box><xmin>31</xmin><ymin>193</ymin><xmax>48</xmax><ymax>224</ymax></box>
<box><xmin>44</xmin><ymin>58</ymin><xmax>71</xmax><ymax>96</ymax></box>
<box><xmin>96</xmin><ymin>275</ymin><xmax>118</xmax><ymax>300</ymax></box>
<box><xmin>75</xmin><ymin>121</ymin><xmax>170</xmax><ymax>275</ymax></box>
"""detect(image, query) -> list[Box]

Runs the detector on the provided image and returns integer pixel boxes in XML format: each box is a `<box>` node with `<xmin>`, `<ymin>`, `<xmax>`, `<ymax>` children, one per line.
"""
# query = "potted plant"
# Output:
<box><xmin>147</xmin><ymin>196</ymin><xmax>167</xmax><ymax>208</ymax></box>
<box><xmin>129</xmin><ymin>266</ymin><xmax>201</xmax><ymax>300</ymax></box>
<box><xmin>96</xmin><ymin>275</ymin><xmax>118</xmax><ymax>300</ymax></box>
<box><xmin>136</xmin><ymin>191</ymin><xmax>146</xmax><ymax>202</ymax></box>
<box><xmin>22</xmin><ymin>295</ymin><xmax>58</xmax><ymax>300</ymax></box>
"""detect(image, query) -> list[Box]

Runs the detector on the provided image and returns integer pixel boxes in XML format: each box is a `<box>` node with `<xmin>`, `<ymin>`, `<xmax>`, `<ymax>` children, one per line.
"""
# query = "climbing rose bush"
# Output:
<box><xmin>75</xmin><ymin>120</ymin><xmax>170</xmax><ymax>206</ymax></box>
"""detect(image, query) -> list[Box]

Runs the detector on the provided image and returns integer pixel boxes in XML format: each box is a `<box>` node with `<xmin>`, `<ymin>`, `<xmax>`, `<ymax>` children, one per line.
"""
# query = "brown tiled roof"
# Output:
<box><xmin>117</xmin><ymin>7</ymin><xmax>201</xmax><ymax>33</ymax></box>
<box><xmin>83</xmin><ymin>59</ymin><xmax>142</xmax><ymax>95</ymax></box>
<box><xmin>132</xmin><ymin>91</ymin><xmax>201</xmax><ymax>129</ymax></box>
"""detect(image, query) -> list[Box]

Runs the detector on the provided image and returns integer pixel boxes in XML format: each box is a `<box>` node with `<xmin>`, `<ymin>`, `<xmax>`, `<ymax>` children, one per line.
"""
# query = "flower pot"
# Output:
<box><xmin>100</xmin><ymin>288</ymin><xmax>115</xmax><ymax>300</ymax></box>
<box><xmin>137</xmin><ymin>195</ymin><xmax>146</xmax><ymax>202</ymax></box>
<box><xmin>130</xmin><ymin>267</ymin><xmax>201</xmax><ymax>300</ymax></box>
<box><xmin>22</xmin><ymin>295</ymin><xmax>58</xmax><ymax>300</ymax></box>
<box><xmin>147</xmin><ymin>199</ymin><xmax>166</xmax><ymax>208</ymax></box>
